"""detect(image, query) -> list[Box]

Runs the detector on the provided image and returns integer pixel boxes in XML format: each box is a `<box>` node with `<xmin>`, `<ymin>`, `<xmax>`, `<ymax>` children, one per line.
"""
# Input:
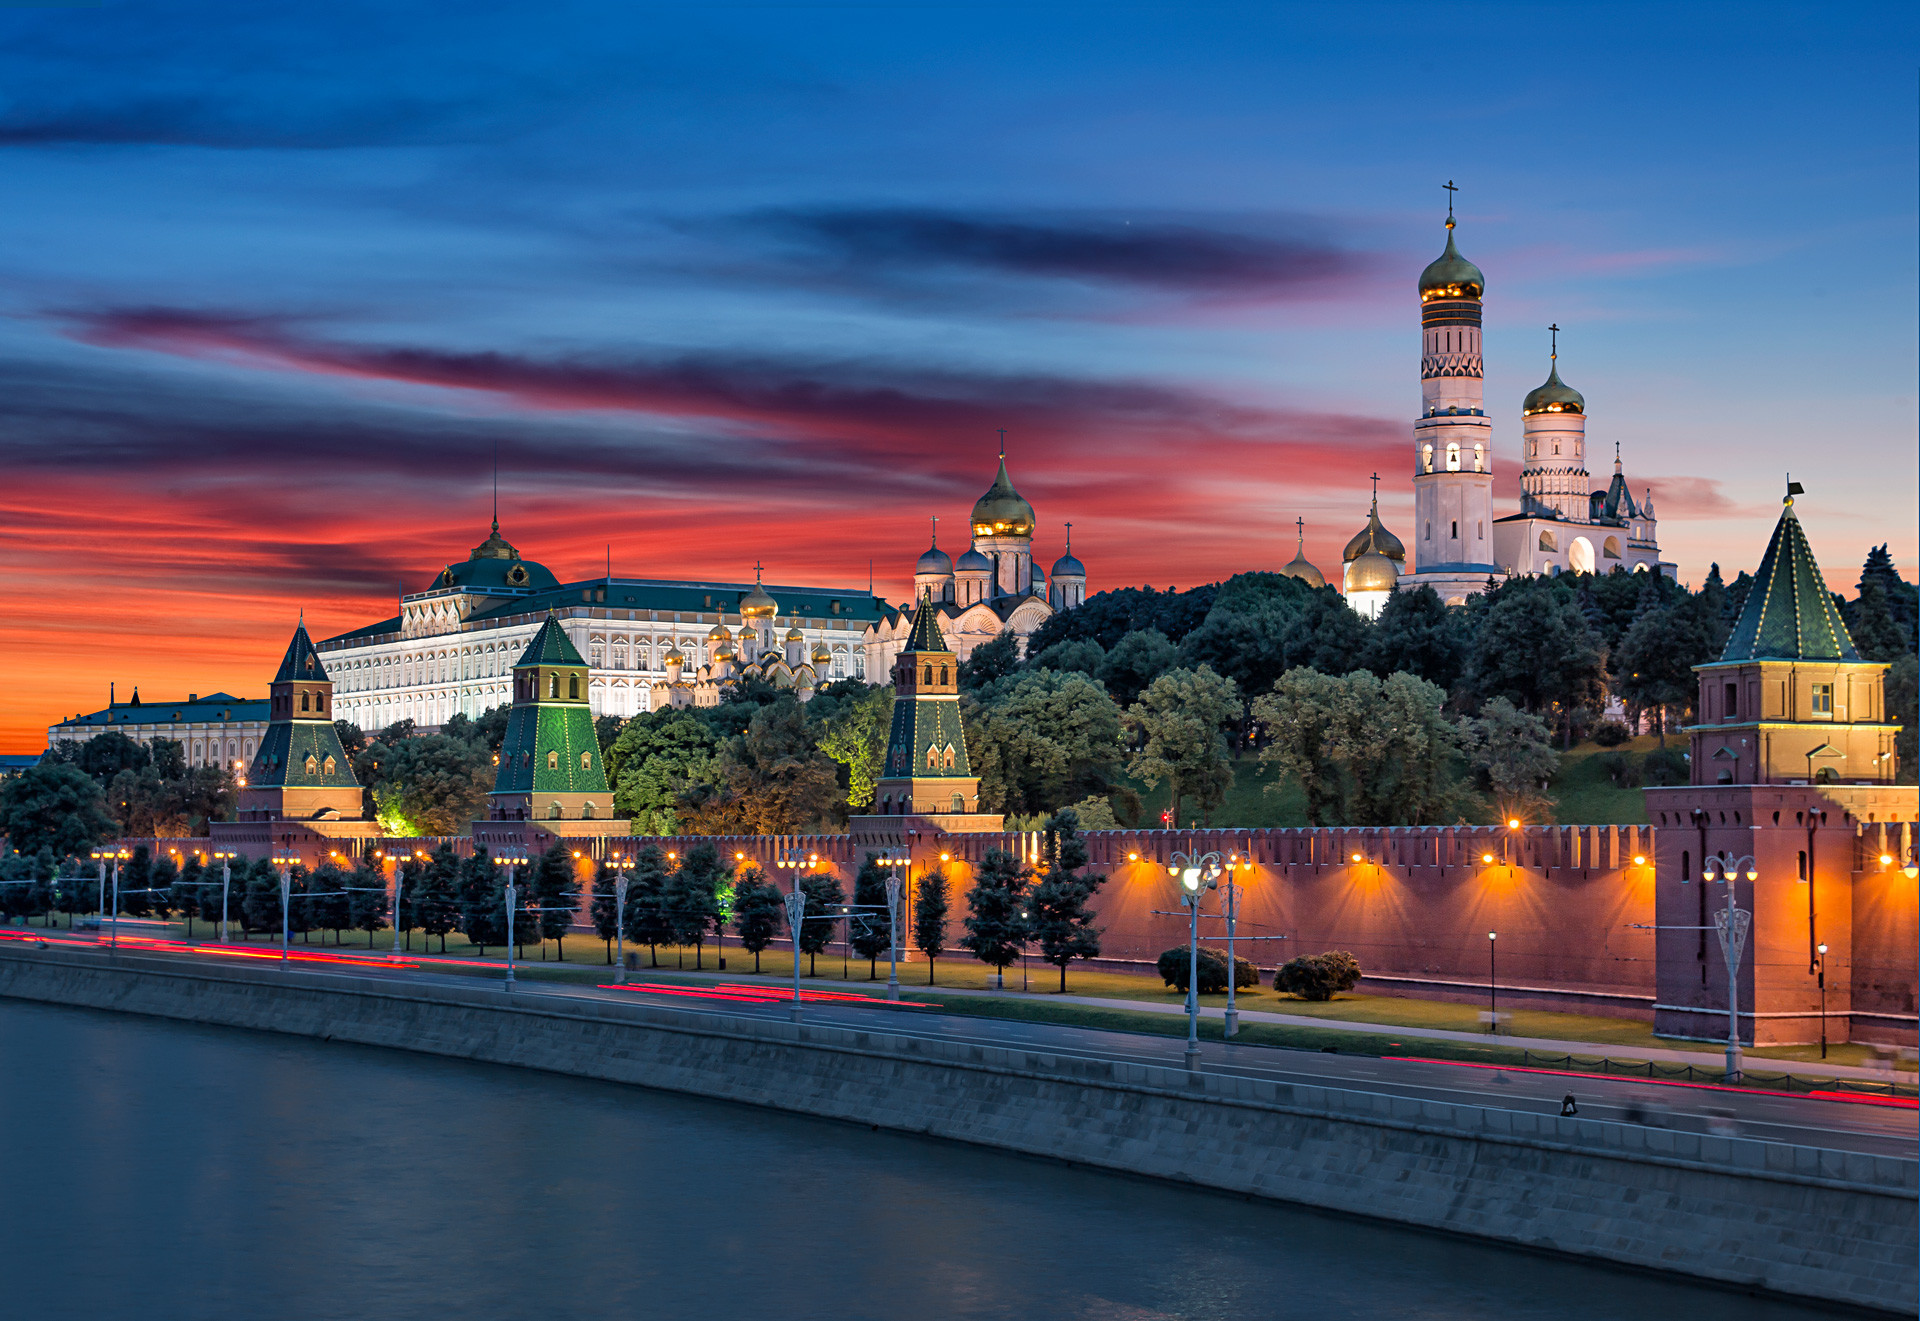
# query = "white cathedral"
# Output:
<box><xmin>1289</xmin><ymin>197</ymin><xmax>1675</xmax><ymax>618</ymax></box>
<box><xmin>863</xmin><ymin>450</ymin><xmax>1086</xmax><ymax>680</ymax></box>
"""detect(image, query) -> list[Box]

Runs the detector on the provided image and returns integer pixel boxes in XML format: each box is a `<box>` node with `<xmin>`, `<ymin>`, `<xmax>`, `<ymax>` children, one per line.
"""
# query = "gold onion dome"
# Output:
<box><xmin>1345</xmin><ymin>547</ymin><xmax>1399</xmax><ymax>594</ymax></box>
<box><xmin>1342</xmin><ymin>499</ymin><xmax>1406</xmax><ymax>565</ymax></box>
<box><xmin>1280</xmin><ymin>540</ymin><xmax>1326</xmax><ymax>590</ymax></box>
<box><xmin>971</xmin><ymin>457</ymin><xmax>1035</xmax><ymax>536</ymax></box>
<box><xmin>786</xmin><ymin>626</ymin><xmax>805</xmax><ymax>642</ymax></box>
<box><xmin>739</xmin><ymin>578</ymin><xmax>779</xmax><ymax>618</ymax></box>
<box><xmin>714</xmin><ymin>638</ymin><xmax>737</xmax><ymax>660</ymax></box>
<box><xmin>664</xmin><ymin>645</ymin><xmax>686</xmax><ymax>665</ymax></box>
<box><xmin>811</xmin><ymin>642</ymin><xmax>832</xmax><ymax>663</ymax></box>
<box><xmin>1418</xmin><ymin>222</ymin><xmax>1484</xmax><ymax>302</ymax></box>
<box><xmin>736</xmin><ymin>624</ymin><xmax>755</xmax><ymax>640</ymax></box>
<box><xmin>706</xmin><ymin>623</ymin><xmax>730</xmax><ymax>642</ymax></box>
<box><xmin>1523</xmin><ymin>361</ymin><xmax>1585</xmax><ymax>416</ymax></box>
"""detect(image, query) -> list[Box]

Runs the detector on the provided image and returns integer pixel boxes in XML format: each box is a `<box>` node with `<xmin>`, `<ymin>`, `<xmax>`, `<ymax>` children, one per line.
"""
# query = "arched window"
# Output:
<box><xmin>926</xmin><ymin>744</ymin><xmax>939</xmax><ymax>769</ymax></box>
<box><xmin>1603</xmin><ymin>536</ymin><xmax>1622</xmax><ymax>560</ymax></box>
<box><xmin>549</xmin><ymin>673</ymin><xmax>559</xmax><ymax>699</ymax></box>
<box><xmin>322</xmin><ymin>755</ymin><xmax>336</xmax><ymax>776</ymax></box>
<box><xmin>1539</xmin><ymin>531</ymin><xmax>1557</xmax><ymax>553</ymax></box>
<box><xmin>943</xmin><ymin>744</ymin><xmax>956</xmax><ymax>769</ymax></box>
<box><xmin>550</xmin><ymin>802</ymin><xmax>564</xmax><ymax>819</ymax></box>
<box><xmin>581</xmin><ymin>751</ymin><xmax>591</xmax><ymax>771</ymax></box>
<box><xmin>569</xmin><ymin>675</ymin><xmax>579</xmax><ymax>700</ymax></box>
<box><xmin>924</xmin><ymin>664</ymin><xmax>933</xmax><ymax>685</ymax></box>
<box><xmin>939</xmin><ymin>666</ymin><xmax>948</xmax><ymax>685</ymax></box>
<box><xmin>300</xmin><ymin>691</ymin><xmax>310</xmax><ymax>712</ymax></box>
<box><xmin>1422</xmin><ymin>444</ymin><xmax>1434</xmax><ymax>473</ymax></box>
<box><xmin>304</xmin><ymin>754</ymin><xmax>317</xmax><ymax>776</ymax></box>
<box><xmin>1446</xmin><ymin>441</ymin><xmax>1460</xmax><ymax>472</ymax></box>
<box><xmin>582</xmin><ymin>802</ymin><xmax>596</xmax><ymax>820</ymax></box>
<box><xmin>548</xmin><ymin>751</ymin><xmax>559</xmax><ymax>771</ymax></box>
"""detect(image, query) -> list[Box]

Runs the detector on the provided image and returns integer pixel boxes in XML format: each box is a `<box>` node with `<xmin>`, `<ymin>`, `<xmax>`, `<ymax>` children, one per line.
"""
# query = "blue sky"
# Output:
<box><xmin>2</xmin><ymin>0</ymin><xmax>1913</xmax><ymax>745</ymax></box>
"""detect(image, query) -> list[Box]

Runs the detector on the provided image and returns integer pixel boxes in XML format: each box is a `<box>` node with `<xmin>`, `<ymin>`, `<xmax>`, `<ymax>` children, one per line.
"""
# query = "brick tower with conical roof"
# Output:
<box><xmin>487</xmin><ymin>612</ymin><xmax>622</xmax><ymax>830</ymax></box>
<box><xmin>1644</xmin><ymin>485</ymin><xmax>1913</xmax><ymax>1048</ymax></box>
<box><xmin>869</xmin><ymin>593</ymin><xmax>990</xmax><ymax>821</ymax></box>
<box><xmin>238</xmin><ymin>619</ymin><xmax>365</xmax><ymax>824</ymax></box>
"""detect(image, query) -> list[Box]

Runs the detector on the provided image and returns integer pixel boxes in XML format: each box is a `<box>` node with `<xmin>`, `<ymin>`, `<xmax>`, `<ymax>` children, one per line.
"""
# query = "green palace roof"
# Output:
<box><xmin>1719</xmin><ymin>492</ymin><xmax>1860</xmax><ymax>664</ymax></box>
<box><xmin>57</xmin><ymin>693</ymin><xmax>266</xmax><ymax>728</ymax></box>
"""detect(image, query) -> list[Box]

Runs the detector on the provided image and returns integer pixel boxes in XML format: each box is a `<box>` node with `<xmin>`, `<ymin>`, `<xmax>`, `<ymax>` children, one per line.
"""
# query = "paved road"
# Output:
<box><xmin>19</xmin><ymin>932</ymin><xmax>1916</xmax><ymax>1161</ymax></box>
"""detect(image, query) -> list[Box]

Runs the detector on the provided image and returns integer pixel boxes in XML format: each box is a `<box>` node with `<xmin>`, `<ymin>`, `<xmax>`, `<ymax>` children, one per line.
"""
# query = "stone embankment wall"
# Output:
<box><xmin>1</xmin><ymin>947</ymin><xmax>1912</xmax><ymax>1314</ymax></box>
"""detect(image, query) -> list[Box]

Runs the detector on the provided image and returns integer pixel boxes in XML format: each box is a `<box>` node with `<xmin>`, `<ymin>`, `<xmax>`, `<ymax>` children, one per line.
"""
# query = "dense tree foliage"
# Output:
<box><xmin>912</xmin><ymin>867</ymin><xmax>950</xmax><ymax>983</ymax></box>
<box><xmin>959</xmin><ymin>848</ymin><xmax>1031</xmax><ymax>987</ymax></box>
<box><xmin>1124</xmin><ymin>667</ymin><xmax>1240</xmax><ymax>827</ymax></box>
<box><xmin>1253</xmin><ymin>668</ymin><xmax>1459</xmax><ymax>827</ymax></box>
<box><xmin>730</xmin><ymin>866</ymin><xmax>783</xmax><ymax>972</ymax></box>
<box><xmin>963</xmin><ymin>669</ymin><xmax>1130</xmax><ymax>819</ymax></box>
<box><xmin>0</xmin><ymin>763</ymin><xmax>117</xmax><ymax>857</ymax></box>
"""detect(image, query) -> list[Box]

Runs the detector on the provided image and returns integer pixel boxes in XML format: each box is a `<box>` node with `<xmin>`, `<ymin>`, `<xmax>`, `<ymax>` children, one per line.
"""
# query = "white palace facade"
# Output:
<box><xmin>315</xmin><ymin>522</ymin><xmax>882</xmax><ymax>731</ymax></box>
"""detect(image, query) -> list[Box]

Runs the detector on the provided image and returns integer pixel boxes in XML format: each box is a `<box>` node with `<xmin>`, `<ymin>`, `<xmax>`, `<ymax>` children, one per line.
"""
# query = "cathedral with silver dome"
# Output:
<box><xmin>1286</xmin><ymin>189</ymin><xmax>1675</xmax><ymax>617</ymax></box>
<box><xmin>864</xmin><ymin>449</ymin><xmax>1087</xmax><ymax>679</ymax></box>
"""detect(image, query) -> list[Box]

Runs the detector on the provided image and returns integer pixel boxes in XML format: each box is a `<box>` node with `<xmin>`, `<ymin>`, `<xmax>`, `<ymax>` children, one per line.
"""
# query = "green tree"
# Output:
<box><xmin>1096</xmin><ymin>628</ymin><xmax>1180</xmax><ymax>707</ymax></box>
<box><xmin>814</xmin><ymin>683</ymin><xmax>892</xmax><ymax>811</ymax></box>
<box><xmin>608</xmin><ymin>710</ymin><xmax>721</xmax><ymax>834</ymax></box>
<box><xmin>1847</xmin><ymin>581</ymin><xmax>1912</xmax><ymax>663</ymax></box>
<box><xmin>957</xmin><ymin>630</ymin><xmax>1021</xmax><ymax>690</ymax></box>
<box><xmin>308</xmin><ymin>864</ymin><xmax>351</xmax><ymax>943</ymax></box>
<box><xmin>0</xmin><ymin>764</ymin><xmax>117</xmax><ymax>858</ymax></box>
<box><xmin>1612</xmin><ymin>597</ymin><xmax>1721</xmax><ymax>743</ymax></box>
<box><xmin>349</xmin><ymin>859</ymin><xmax>390</xmax><ymax>946</ymax></box>
<box><xmin>1124</xmin><ymin>667</ymin><xmax>1240</xmax><ymax>827</ymax></box>
<box><xmin>588</xmin><ymin>861</ymin><xmax>622</xmax><ymax>963</ymax></box>
<box><xmin>681</xmin><ymin>699</ymin><xmax>842</xmax><ymax>836</ymax></box>
<box><xmin>1362</xmin><ymin>585</ymin><xmax>1465</xmax><ymax>692</ymax></box>
<box><xmin>730</xmin><ymin>866</ymin><xmax>782</xmax><ymax>972</ymax></box>
<box><xmin>1026</xmin><ymin>638</ymin><xmax>1105</xmax><ymax>676</ymax></box>
<box><xmin>963</xmin><ymin>669</ymin><xmax>1129</xmax><ymax>819</ymax></box>
<box><xmin>666</xmin><ymin>842</ymin><xmax>726</xmax><ymax>968</ymax></box>
<box><xmin>527</xmin><ymin>843</ymin><xmax>578</xmax><ymax>959</ymax></box>
<box><xmin>1254</xmin><ymin>668</ymin><xmax>1461</xmax><ymax>826</ymax></box>
<box><xmin>457</xmin><ymin>848</ymin><xmax>505</xmax><ymax>954</ymax></box>
<box><xmin>913</xmin><ymin>868</ymin><xmax>950</xmax><ymax>984</ymax></box>
<box><xmin>795</xmin><ymin>870</ymin><xmax>844</xmax><ymax>975</ymax></box>
<box><xmin>959</xmin><ymin>848</ymin><xmax>1031</xmax><ymax>989</ymax></box>
<box><xmin>849</xmin><ymin>855</ymin><xmax>894</xmax><ymax>979</ymax></box>
<box><xmin>367</xmin><ymin>734</ymin><xmax>494</xmax><ymax>836</ymax></box>
<box><xmin>120</xmin><ymin>847</ymin><xmax>154</xmax><ymax>918</ymax></box>
<box><xmin>411</xmin><ymin>847</ymin><xmax>461</xmax><ymax>952</ymax></box>
<box><xmin>1464</xmin><ymin>582</ymin><xmax>1608</xmax><ymax>746</ymax></box>
<box><xmin>1274</xmin><ymin>950</ymin><xmax>1362</xmax><ymax>1001</ymax></box>
<box><xmin>621</xmin><ymin>844</ymin><xmax>674</xmax><ymax>965</ymax></box>
<box><xmin>1028</xmin><ymin>809</ymin><xmax>1106</xmax><ymax>991</ymax></box>
<box><xmin>1460</xmin><ymin>697</ymin><xmax>1558</xmax><ymax>815</ymax></box>
<box><xmin>242</xmin><ymin>859</ymin><xmax>296</xmax><ymax>936</ymax></box>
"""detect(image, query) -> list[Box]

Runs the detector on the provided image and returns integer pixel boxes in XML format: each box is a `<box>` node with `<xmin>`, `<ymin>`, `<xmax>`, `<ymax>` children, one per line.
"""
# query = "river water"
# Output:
<box><xmin>0</xmin><ymin>1000</ymin><xmax>1845</xmax><ymax>1321</ymax></box>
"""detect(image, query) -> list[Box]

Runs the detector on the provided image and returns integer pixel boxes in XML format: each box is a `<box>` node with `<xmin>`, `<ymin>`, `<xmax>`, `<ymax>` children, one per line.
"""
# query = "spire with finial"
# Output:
<box><xmin>1615</xmin><ymin>440</ymin><xmax>1622</xmax><ymax>475</ymax></box>
<box><xmin>1443</xmin><ymin>179</ymin><xmax>1457</xmax><ymax>229</ymax></box>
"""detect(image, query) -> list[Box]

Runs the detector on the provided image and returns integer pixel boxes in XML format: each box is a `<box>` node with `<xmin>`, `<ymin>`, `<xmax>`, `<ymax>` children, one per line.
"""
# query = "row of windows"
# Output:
<box><xmin>1420</xmin><ymin>441</ymin><xmax>1486</xmax><ymax>474</ymax></box>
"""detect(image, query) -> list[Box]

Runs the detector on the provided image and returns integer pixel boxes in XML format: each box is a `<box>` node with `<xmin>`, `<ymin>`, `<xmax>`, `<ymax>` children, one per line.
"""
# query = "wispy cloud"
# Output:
<box><xmin>738</xmin><ymin>207</ymin><xmax>1374</xmax><ymax>297</ymax></box>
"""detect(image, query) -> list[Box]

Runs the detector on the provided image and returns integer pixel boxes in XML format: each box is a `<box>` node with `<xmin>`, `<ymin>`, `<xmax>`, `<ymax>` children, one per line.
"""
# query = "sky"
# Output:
<box><xmin>3</xmin><ymin>1</ymin><xmax>1915</xmax><ymax>751</ymax></box>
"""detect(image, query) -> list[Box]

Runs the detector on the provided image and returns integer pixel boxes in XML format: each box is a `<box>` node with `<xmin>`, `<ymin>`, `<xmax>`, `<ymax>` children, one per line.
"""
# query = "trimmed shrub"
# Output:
<box><xmin>1597</xmin><ymin>750</ymin><xmax>1642</xmax><ymax>789</ymax></box>
<box><xmin>1643</xmin><ymin>746</ymin><xmax>1690</xmax><ymax>787</ymax></box>
<box><xmin>1274</xmin><ymin>950</ymin><xmax>1362</xmax><ymax>1001</ymax></box>
<box><xmin>1592</xmin><ymin>720</ymin><xmax>1631</xmax><ymax>747</ymax></box>
<box><xmin>1155</xmin><ymin>945</ymin><xmax>1258</xmax><ymax>994</ymax></box>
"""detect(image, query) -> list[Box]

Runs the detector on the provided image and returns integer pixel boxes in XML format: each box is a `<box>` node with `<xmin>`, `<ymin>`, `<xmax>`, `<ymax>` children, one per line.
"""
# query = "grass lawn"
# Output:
<box><xmin>1547</xmin><ymin>735</ymin><xmax>1670</xmax><ymax>825</ymax></box>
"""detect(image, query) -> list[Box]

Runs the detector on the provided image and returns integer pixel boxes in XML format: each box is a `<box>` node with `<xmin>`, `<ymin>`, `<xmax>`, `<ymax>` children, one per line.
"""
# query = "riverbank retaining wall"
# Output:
<box><xmin>1</xmin><ymin>946</ymin><xmax>1911</xmax><ymax>1313</ymax></box>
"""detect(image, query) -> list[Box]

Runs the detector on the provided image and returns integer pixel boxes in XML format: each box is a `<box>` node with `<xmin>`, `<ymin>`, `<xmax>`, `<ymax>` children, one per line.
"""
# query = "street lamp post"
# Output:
<box><xmin>90</xmin><ymin>852</ymin><xmax>106</xmax><ymax>931</ymax></box>
<box><xmin>1700</xmin><ymin>853</ymin><xmax>1756</xmax><ymax>1082</ymax></box>
<box><xmin>271</xmin><ymin>850</ymin><xmax>300</xmax><ymax>964</ymax></box>
<box><xmin>1486</xmin><ymin>931</ymin><xmax>1497</xmax><ymax>1031</ymax></box>
<box><xmin>212</xmin><ymin>851</ymin><xmax>236</xmax><ymax>943</ymax></box>
<box><xmin>389</xmin><ymin>856</ymin><xmax>407</xmax><ymax>961</ymax></box>
<box><xmin>1815</xmin><ymin>941</ymin><xmax>1829</xmax><ymax>1059</ymax></box>
<box><xmin>1223</xmin><ymin>858</ymin><xmax>1242</xmax><ymax>1038</ymax></box>
<box><xmin>613</xmin><ymin>855</ymin><xmax>633</xmax><ymax>984</ymax></box>
<box><xmin>884</xmin><ymin>873</ymin><xmax>902</xmax><ymax>1002</ymax></box>
<box><xmin>784</xmin><ymin>886</ymin><xmax>807</xmax><ymax>1023</ymax></box>
<box><xmin>493</xmin><ymin>852</ymin><xmax>526</xmax><ymax>990</ymax></box>
<box><xmin>1169</xmin><ymin>848</ymin><xmax>1222</xmax><ymax>1070</ymax></box>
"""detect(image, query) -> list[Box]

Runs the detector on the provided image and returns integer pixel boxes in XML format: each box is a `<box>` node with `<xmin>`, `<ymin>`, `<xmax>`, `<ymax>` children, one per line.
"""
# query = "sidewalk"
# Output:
<box><xmin>622</xmin><ymin>963</ymin><xmax>1917</xmax><ymax>1087</ymax></box>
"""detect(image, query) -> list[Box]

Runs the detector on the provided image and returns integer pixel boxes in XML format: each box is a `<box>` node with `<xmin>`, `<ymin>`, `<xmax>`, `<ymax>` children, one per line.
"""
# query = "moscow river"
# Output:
<box><xmin>0</xmin><ymin>999</ymin><xmax>1847</xmax><ymax>1321</ymax></box>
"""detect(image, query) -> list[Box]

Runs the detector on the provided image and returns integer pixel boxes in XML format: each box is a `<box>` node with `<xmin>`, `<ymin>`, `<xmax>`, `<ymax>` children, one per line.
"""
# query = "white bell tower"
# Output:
<box><xmin>1405</xmin><ymin>183</ymin><xmax>1501</xmax><ymax>605</ymax></box>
